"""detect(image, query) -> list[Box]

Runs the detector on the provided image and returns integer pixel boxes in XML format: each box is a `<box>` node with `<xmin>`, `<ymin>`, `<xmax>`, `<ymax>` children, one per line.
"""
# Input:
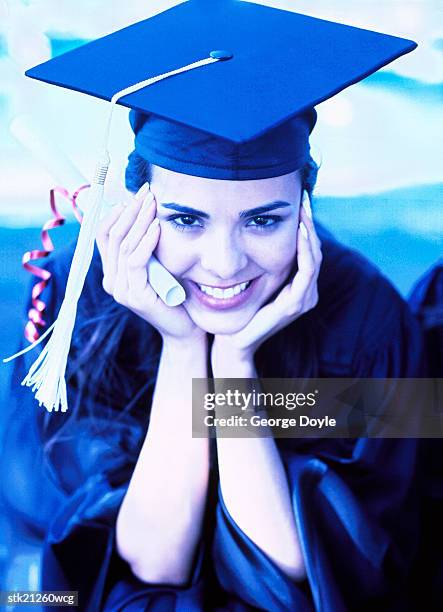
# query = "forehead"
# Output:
<box><xmin>151</xmin><ymin>165</ymin><xmax>301</xmax><ymax>209</ymax></box>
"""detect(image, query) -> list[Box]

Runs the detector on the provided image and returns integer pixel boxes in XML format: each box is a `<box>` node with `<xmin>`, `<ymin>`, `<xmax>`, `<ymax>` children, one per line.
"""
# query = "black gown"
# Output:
<box><xmin>7</xmin><ymin>226</ymin><xmax>429</xmax><ymax>611</ymax></box>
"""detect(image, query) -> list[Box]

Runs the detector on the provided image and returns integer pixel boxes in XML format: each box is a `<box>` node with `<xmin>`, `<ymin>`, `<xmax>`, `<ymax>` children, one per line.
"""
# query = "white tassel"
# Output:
<box><xmin>20</xmin><ymin>151</ymin><xmax>110</xmax><ymax>412</ymax></box>
<box><xmin>3</xmin><ymin>54</ymin><xmax>224</xmax><ymax>413</ymax></box>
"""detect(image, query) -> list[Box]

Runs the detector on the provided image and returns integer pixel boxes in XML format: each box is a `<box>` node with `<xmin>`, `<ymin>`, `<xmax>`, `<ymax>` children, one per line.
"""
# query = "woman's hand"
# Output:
<box><xmin>96</xmin><ymin>185</ymin><xmax>205</xmax><ymax>344</ymax></box>
<box><xmin>212</xmin><ymin>195</ymin><xmax>322</xmax><ymax>368</ymax></box>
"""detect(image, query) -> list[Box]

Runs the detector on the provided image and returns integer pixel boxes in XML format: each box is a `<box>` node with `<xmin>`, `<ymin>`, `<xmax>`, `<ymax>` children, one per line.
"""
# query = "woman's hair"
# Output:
<box><xmin>39</xmin><ymin>150</ymin><xmax>320</xmax><ymax>492</ymax></box>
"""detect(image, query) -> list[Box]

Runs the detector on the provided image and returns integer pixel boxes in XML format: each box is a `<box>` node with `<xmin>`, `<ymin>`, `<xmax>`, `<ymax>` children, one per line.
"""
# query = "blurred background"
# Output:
<box><xmin>0</xmin><ymin>0</ymin><xmax>442</xmax><ymax>604</ymax></box>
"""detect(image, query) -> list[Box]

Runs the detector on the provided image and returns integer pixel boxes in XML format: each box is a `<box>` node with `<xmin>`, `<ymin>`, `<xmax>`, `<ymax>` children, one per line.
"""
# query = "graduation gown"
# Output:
<box><xmin>8</xmin><ymin>226</ymin><xmax>427</xmax><ymax>611</ymax></box>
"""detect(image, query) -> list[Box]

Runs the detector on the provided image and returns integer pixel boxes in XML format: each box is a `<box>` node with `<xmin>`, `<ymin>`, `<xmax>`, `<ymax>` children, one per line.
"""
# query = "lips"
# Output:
<box><xmin>188</xmin><ymin>277</ymin><xmax>259</xmax><ymax>310</ymax></box>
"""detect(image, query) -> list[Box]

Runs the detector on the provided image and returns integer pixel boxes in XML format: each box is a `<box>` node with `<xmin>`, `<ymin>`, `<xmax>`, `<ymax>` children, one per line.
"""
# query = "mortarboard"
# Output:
<box><xmin>4</xmin><ymin>0</ymin><xmax>417</xmax><ymax>412</ymax></box>
<box><xmin>24</xmin><ymin>0</ymin><xmax>416</xmax><ymax>180</ymax></box>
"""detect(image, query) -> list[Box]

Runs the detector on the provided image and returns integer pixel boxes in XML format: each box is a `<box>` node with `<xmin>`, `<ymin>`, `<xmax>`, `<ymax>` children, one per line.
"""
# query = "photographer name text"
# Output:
<box><xmin>204</xmin><ymin>414</ymin><xmax>336</xmax><ymax>429</ymax></box>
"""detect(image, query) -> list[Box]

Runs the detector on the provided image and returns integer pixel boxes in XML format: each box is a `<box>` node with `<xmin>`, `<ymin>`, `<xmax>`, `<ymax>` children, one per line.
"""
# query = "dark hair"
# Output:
<box><xmin>40</xmin><ymin>151</ymin><xmax>320</xmax><ymax>493</ymax></box>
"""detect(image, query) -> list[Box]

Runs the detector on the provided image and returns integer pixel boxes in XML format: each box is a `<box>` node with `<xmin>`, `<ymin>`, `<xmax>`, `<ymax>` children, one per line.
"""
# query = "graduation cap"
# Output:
<box><xmin>25</xmin><ymin>0</ymin><xmax>416</xmax><ymax>180</ymax></box>
<box><xmin>6</xmin><ymin>0</ymin><xmax>416</xmax><ymax>412</ymax></box>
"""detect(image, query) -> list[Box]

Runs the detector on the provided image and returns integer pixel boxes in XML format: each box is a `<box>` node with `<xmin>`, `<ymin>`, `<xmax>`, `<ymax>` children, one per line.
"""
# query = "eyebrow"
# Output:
<box><xmin>161</xmin><ymin>203</ymin><xmax>210</xmax><ymax>219</ymax></box>
<box><xmin>239</xmin><ymin>201</ymin><xmax>292</xmax><ymax>218</ymax></box>
<box><xmin>160</xmin><ymin>200</ymin><xmax>292</xmax><ymax>219</ymax></box>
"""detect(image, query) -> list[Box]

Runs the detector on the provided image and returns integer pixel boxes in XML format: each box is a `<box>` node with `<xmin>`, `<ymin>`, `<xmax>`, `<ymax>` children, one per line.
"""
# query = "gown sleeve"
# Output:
<box><xmin>8</xmin><ymin>245</ymin><xmax>207</xmax><ymax>610</ymax></box>
<box><xmin>212</xmin><ymin>294</ymin><xmax>426</xmax><ymax>611</ymax></box>
<box><xmin>41</xmin><ymin>467</ymin><xmax>208</xmax><ymax>611</ymax></box>
<box><xmin>29</xmin><ymin>264</ymin><xmax>209</xmax><ymax>611</ymax></box>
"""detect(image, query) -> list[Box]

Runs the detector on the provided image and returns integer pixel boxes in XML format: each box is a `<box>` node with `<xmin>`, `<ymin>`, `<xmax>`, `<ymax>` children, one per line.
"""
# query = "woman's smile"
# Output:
<box><xmin>186</xmin><ymin>276</ymin><xmax>261</xmax><ymax>310</ymax></box>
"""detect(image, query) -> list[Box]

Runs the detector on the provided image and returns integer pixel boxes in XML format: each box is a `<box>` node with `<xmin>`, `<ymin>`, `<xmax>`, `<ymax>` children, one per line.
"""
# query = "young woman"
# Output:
<box><xmin>26</xmin><ymin>147</ymin><xmax>424</xmax><ymax>611</ymax></box>
<box><xmin>7</xmin><ymin>2</ymin><xmax>429</xmax><ymax>610</ymax></box>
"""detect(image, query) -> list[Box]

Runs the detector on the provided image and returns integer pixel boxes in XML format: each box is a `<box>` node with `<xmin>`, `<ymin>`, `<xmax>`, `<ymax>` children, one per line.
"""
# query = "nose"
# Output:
<box><xmin>199</xmin><ymin>230</ymin><xmax>248</xmax><ymax>280</ymax></box>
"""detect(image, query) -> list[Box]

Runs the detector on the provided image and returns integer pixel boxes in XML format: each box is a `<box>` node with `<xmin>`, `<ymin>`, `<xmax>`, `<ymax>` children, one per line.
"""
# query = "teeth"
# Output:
<box><xmin>198</xmin><ymin>281</ymin><xmax>250</xmax><ymax>299</ymax></box>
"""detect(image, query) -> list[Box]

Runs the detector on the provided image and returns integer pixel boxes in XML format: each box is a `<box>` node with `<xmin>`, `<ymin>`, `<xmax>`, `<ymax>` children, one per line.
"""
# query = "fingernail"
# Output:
<box><xmin>142</xmin><ymin>191</ymin><xmax>155</xmax><ymax>210</ymax></box>
<box><xmin>135</xmin><ymin>182</ymin><xmax>150</xmax><ymax>200</ymax></box>
<box><xmin>302</xmin><ymin>191</ymin><xmax>312</xmax><ymax>219</ymax></box>
<box><xmin>299</xmin><ymin>221</ymin><xmax>308</xmax><ymax>239</ymax></box>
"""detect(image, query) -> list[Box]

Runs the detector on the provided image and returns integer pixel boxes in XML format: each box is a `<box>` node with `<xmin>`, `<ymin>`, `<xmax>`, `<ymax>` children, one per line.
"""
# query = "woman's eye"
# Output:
<box><xmin>168</xmin><ymin>214</ymin><xmax>203</xmax><ymax>231</ymax></box>
<box><xmin>246</xmin><ymin>215</ymin><xmax>282</xmax><ymax>230</ymax></box>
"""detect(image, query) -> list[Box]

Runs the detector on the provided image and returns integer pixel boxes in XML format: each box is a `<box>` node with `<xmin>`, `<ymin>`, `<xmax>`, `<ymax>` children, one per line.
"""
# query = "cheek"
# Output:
<box><xmin>154</xmin><ymin>227</ymin><xmax>196</xmax><ymax>274</ymax></box>
<box><xmin>248</xmin><ymin>226</ymin><xmax>298</xmax><ymax>273</ymax></box>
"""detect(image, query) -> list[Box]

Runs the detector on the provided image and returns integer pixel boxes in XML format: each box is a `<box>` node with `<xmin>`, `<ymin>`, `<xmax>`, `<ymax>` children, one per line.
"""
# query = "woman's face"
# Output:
<box><xmin>150</xmin><ymin>165</ymin><xmax>302</xmax><ymax>334</ymax></box>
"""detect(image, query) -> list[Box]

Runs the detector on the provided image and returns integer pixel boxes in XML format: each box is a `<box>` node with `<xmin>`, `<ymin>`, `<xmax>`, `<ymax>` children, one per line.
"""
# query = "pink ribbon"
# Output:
<box><xmin>23</xmin><ymin>185</ymin><xmax>89</xmax><ymax>342</ymax></box>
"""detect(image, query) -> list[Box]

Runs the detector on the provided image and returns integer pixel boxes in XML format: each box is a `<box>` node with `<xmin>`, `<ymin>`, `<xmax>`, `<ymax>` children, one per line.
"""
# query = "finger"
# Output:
<box><xmin>280</xmin><ymin>221</ymin><xmax>314</xmax><ymax>313</ymax></box>
<box><xmin>300</xmin><ymin>190</ymin><xmax>312</xmax><ymax>221</ymax></box>
<box><xmin>106</xmin><ymin>198</ymin><xmax>144</xmax><ymax>291</ymax></box>
<box><xmin>114</xmin><ymin>194</ymin><xmax>156</xmax><ymax>303</ymax></box>
<box><xmin>96</xmin><ymin>203</ymin><xmax>125</xmax><ymax>268</ymax></box>
<box><xmin>298</xmin><ymin>205</ymin><xmax>321</xmax><ymax>311</ymax></box>
<box><xmin>119</xmin><ymin>192</ymin><xmax>156</xmax><ymax>259</ymax></box>
<box><xmin>300</xmin><ymin>205</ymin><xmax>322</xmax><ymax>272</ymax></box>
<box><xmin>127</xmin><ymin>219</ymin><xmax>161</xmax><ymax>307</ymax></box>
<box><xmin>294</xmin><ymin>220</ymin><xmax>315</xmax><ymax>286</ymax></box>
<box><xmin>112</xmin><ymin>259</ymin><xmax>129</xmax><ymax>305</ymax></box>
<box><xmin>300</xmin><ymin>192</ymin><xmax>322</xmax><ymax>260</ymax></box>
<box><xmin>134</xmin><ymin>182</ymin><xmax>150</xmax><ymax>203</ymax></box>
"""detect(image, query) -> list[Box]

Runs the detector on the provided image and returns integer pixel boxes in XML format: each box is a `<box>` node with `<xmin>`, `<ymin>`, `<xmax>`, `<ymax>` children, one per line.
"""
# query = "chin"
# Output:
<box><xmin>187</xmin><ymin>309</ymin><xmax>257</xmax><ymax>336</ymax></box>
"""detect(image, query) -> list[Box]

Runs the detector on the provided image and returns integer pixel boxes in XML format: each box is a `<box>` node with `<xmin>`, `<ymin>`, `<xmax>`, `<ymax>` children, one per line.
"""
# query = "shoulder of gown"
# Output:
<box><xmin>314</xmin><ymin>224</ymin><xmax>426</xmax><ymax>376</ymax></box>
<box><xmin>409</xmin><ymin>260</ymin><xmax>443</xmax><ymax>376</ymax></box>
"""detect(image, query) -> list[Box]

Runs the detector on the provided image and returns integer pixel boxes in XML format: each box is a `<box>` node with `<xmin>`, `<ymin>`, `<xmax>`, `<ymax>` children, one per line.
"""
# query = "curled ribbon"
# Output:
<box><xmin>23</xmin><ymin>185</ymin><xmax>89</xmax><ymax>343</ymax></box>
